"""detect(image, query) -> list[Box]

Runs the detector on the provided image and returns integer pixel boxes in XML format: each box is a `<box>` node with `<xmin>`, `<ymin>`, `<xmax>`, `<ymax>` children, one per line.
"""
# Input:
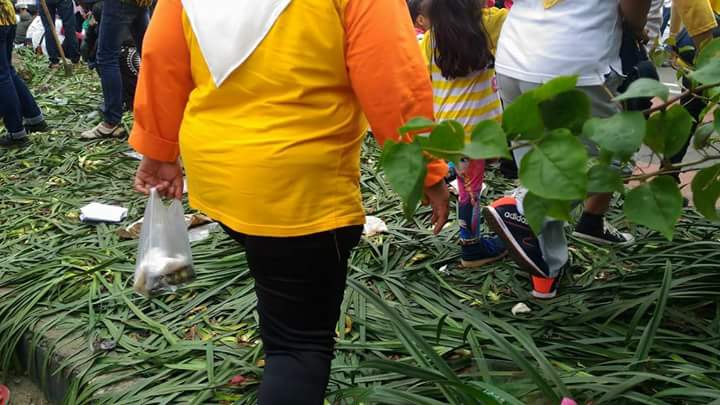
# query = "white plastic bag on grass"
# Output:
<box><xmin>134</xmin><ymin>189</ymin><xmax>195</xmax><ymax>298</ymax></box>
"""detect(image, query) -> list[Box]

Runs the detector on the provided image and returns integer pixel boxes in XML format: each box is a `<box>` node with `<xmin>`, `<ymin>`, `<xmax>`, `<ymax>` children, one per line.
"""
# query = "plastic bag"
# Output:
<box><xmin>134</xmin><ymin>189</ymin><xmax>195</xmax><ymax>298</ymax></box>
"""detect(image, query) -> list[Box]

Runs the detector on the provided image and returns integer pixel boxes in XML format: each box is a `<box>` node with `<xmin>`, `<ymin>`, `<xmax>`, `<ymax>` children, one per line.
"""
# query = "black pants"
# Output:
<box><xmin>223</xmin><ymin>225</ymin><xmax>363</xmax><ymax>405</ymax></box>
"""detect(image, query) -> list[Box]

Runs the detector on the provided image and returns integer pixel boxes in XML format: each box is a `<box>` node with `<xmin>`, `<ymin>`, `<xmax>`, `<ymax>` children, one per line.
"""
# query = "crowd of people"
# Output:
<box><xmin>1</xmin><ymin>0</ymin><xmax>149</xmax><ymax>147</ymax></box>
<box><xmin>1</xmin><ymin>0</ymin><xmax>719</xmax><ymax>403</ymax></box>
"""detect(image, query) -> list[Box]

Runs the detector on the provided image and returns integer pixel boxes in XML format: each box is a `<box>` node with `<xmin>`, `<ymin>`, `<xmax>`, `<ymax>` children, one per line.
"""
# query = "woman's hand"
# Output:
<box><xmin>424</xmin><ymin>180</ymin><xmax>450</xmax><ymax>235</ymax></box>
<box><xmin>134</xmin><ymin>157</ymin><xmax>184</xmax><ymax>200</ymax></box>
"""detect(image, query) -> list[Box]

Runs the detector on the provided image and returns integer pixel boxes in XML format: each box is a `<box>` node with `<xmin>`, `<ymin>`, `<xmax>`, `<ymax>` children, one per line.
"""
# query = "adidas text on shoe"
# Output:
<box><xmin>482</xmin><ymin>197</ymin><xmax>550</xmax><ymax>278</ymax></box>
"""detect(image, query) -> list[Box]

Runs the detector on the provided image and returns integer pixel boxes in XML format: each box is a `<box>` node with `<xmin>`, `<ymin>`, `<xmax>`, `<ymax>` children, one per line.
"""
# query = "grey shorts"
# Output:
<box><xmin>498</xmin><ymin>73</ymin><xmax>624</xmax><ymax>161</ymax></box>
<box><xmin>497</xmin><ymin>73</ymin><xmax>623</xmax><ymax>119</ymax></box>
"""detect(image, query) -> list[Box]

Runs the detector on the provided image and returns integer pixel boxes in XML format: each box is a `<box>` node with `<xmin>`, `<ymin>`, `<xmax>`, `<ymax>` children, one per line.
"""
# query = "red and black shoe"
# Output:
<box><xmin>482</xmin><ymin>197</ymin><xmax>551</xmax><ymax>277</ymax></box>
<box><xmin>0</xmin><ymin>384</ymin><xmax>9</xmax><ymax>405</ymax></box>
<box><xmin>483</xmin><ymin>197</ymin><xmax>559</xmax><ymax>298</ymax></box>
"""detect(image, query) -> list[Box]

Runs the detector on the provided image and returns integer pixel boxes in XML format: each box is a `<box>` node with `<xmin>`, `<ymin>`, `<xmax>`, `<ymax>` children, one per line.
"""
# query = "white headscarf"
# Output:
<box><xmin>181</xmin><ymin>0</ymin><xmax>293</xmax><ymax>87</ymax></box>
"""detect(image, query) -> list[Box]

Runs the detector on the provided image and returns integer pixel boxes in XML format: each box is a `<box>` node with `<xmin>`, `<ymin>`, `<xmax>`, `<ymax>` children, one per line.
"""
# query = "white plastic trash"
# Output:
<box><xmin>511</xmin><ymin>303</ymin><xmax>532</xmax><ymax>316</ymax></box>
<box><xmin>80</xmin><ymin>203</ymin><xmax>128</xmax><ymax>223</ymax></box>
<box><xmin>133</xmin><ymin>189</ymin><xmax>195</xmax><ymax>297</ymax></box>
<box><xmin>363</xmin><ymin>216</ymin><xmax>388</xmax><ymax>237</ymax></box>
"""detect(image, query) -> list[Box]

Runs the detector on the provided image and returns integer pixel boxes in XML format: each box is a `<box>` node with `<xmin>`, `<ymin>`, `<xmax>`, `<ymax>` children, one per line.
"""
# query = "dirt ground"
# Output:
<box><xmin>0</xmin><ymin>374</ymin><xmax>49</xmax><ymax>405</ymax></box>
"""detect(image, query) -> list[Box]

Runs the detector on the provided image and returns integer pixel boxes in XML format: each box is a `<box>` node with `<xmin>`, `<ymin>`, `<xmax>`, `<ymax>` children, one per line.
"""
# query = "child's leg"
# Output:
<box><xmin>456</xmin><ymin>159</ymin><xmax>486</xmax><ymax>242</ymax></box>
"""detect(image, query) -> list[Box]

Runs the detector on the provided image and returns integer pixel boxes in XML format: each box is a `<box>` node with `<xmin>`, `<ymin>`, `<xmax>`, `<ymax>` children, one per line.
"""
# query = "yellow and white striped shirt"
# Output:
<box><xmin>421</xmin><ymin>7</ymin><xmax>508</xmax><ymax>134</ymax></box>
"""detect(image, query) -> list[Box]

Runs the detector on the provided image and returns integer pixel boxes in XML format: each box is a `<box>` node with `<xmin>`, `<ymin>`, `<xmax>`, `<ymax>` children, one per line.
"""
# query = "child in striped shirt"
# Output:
<box><xmin>421</xmin><ymin>0</ymin><xmax>508</xmax><ymax>267</ymax></box>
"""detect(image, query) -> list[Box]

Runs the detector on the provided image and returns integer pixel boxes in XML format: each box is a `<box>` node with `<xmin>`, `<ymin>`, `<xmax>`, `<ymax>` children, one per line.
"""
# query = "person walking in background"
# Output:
<box><xmin>421</xmin><ymin>0</ymin><xmax>508</xmax><ymax>267</ymax></box>
<box><xmin>483</xmin><ymin>0</ymin><xmax>650</xmax><ymax>299</ymax></box>
<box><xmin>80</xmin><ymin>0</ymin><xmax>150</xmax><ymax>140</ymax></box>
<box><xmin>1</xmin><ymin>0</ymin><xmax>47</xmax><ymax>147</ymax></box>
<box><xmin>13</xmin><ymin>3</ymin><xmax>33</xmax><ymax>44</ymax></box>
<box><xmin>129</xmin><ymin>0</ymin><xmax>449</xmax><ymax>403</ymax></box>
<box><xmin>37</xmin><ymin>0</ymin><xmax>79</xmax><ymax>66</ymax></box>
<box><xmin>661</xmin><ymin>0</ymin><xmax>673</xmax><ymax>35</ymax></box>
<box><xmin>407</xmin><ymin>0</ymin><xmax>430</xmax><ymax>41</ymax></box>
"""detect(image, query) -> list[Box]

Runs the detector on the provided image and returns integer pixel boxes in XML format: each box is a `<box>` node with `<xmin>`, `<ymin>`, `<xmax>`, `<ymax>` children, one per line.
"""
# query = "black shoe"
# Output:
<box><xmin>0</xmin><ymin>134</ymin><xmax>29</xmax><ymax>148</ymax></box>
<box><xmin>482</xmin><ymin>197</ymin><xmax>550</xmax><ymax>277</ymax></box>
<box><xmin>25</xmin><ymin>120</ymin><xmax>49</xmax><ymax>134</ymax></box>
<box><xmin>460</xmin><ymin>236</ymin><xmax>507</xmax><ymax>268</ymax></box>
<box><xmin>573</xmin><ymin>214</ymin><xmax>634</xmax><ymax>246</ymax></box>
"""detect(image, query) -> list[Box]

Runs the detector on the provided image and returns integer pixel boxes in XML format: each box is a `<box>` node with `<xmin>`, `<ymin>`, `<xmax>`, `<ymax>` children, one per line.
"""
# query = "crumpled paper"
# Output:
<box><xmin>511</xmin><ymin>303</ymin><xmax>532</xmax><ymax>316</ymax></box>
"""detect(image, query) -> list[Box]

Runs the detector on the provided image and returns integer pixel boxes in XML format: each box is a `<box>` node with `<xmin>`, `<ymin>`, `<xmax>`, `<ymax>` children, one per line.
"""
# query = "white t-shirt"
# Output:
<box><xmin>495</xmin><ymin>0</ymin><xmax>623</xmax><ymax>86</ymax></box>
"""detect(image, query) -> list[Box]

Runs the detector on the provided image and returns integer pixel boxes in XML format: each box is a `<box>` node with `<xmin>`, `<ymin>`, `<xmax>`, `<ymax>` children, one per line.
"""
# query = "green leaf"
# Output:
<box><xmin>716</xmin><ymin>108</ymin><xmax>720</xmax><ymax>134</ymax></box>
<box><xmin>381</xmin><ymin>140</ymin><xmax>427</xmax><ymax>218</ymax></box>
<box><xmin>399</xmin><ymin>116</ymin><xmax>435</xmax><ymax>136</ymax></box>
<box><xmin>464</xmin><ymin>120</ymin><xmax>510</xmax><ymax>159</ymax></box>
<box><xmin>533</xmin><ymin>76</ymin><xmax>579</xmax><ymax>101</ymax></box>
<box><xmin>523</xmin><ymin>192</ymin><xmax>572</xmax><ymax>234</ymax></box>
<box><xmin>463</xmin><ymin>316</ymin><xmax>562</xmax><ymax>403</ymax></box>
<box><xmin>416</xmin><ymin>121</ymin><xmax>465</xmax><ymax>163</ymax></box>
<box><xmin>693</xmin><ymin>123</ymin><xmax>715</xmax><ymax>150</ymax></box>
<box><xmin>624</xmin><ymin>176</ymin><xmax>683</xmax><ymax>240</ymax></box>
<box><xmin>519</xmin><ymin>129</ymin><xmax>588</xmax><ymax>200</ymax></box>
<box><xmin>583</xmin><ymin>111</ymin><xmax>647</xmax><ymax>156</ymax></box>
<box><xmin>539</xmin><ymin>90</ymin><xmax>592</xmax><ymax>133</ymax></box>
<box><xmin>632</xmin><ymin>263</ymin><xmax>672</xmax><ymax>365</ymax></box>
<box><xmin>645</xmin><ymin>105</ymin><xmax>695</xmax><ymax>157</ymax></box>
<box><xmin>588</xmin><ymin>164</ymin><xmax>624</xmax><ymax>193</ymax></box>
<box><xmin>688</xmin><ymin>57</ymin><xmax>720</xmax><ymax>85</ymax></box>
<box><xmin>614</xmin><ymin>78</ymin><xmax>670</xmax><ymax>102</ymax></box>
<box><xmin>691</xmin><ymin>164</ymin><xmax>720</xmax><ymax>221</ymax></box>
<box><xmin>695</xmin><ymin>37</ymin><xmax>720</xmax><ymax>69</ymax></box>
<box><xmin>503</xmin><ymin>91</ymin><xmax>544</xmax><ymax>140</ymax></box>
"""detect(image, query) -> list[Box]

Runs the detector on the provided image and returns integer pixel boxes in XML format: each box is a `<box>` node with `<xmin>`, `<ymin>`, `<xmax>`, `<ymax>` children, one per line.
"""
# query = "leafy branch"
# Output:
<box><xmin>382</xmin><ymin>38</ymin><xmax>720</xmax><ymax>240</ymax></box>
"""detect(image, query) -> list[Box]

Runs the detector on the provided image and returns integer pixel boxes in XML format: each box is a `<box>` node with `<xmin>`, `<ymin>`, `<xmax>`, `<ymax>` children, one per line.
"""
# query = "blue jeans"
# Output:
<box><xmin>661</xmin><ymin>7</ymin><xmax>671</xmax><ymax>35</ymax></box>
<box><xmin>37</xmin><ymin>0</ymin><xmax>80</xmax><ymax>64</ymax></box>
<box><xmin>97</xmin><ymin>0</ymin><xmax>148</xmax><ymax>125</ymax></box>
<box><xmin>0</xmin><ymin>26</ymin><xmax>43</xmax><ymax>138</ymax></box>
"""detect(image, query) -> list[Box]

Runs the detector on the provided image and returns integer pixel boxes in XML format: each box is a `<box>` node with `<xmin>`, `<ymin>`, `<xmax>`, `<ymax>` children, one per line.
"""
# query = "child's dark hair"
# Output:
<box><xmin>407</xmin><ymin>0</ymin><xmax>424</xmax><ymax>24</ymax></box>
<box><xmin>429</xmin><ymin>0</ymin><xmax>493</xmax><ymax>80</ymax></box>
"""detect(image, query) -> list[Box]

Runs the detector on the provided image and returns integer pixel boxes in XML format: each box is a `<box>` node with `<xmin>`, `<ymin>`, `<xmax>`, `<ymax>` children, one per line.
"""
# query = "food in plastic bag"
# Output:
<box><xmin>134</xmin><ymin>188</ymin><xmax>195</xmax><ymax>297</ymax></box>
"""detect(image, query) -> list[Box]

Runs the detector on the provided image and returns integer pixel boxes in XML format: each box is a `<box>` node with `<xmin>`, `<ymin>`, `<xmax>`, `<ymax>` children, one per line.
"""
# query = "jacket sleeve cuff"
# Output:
<box><xmin>424</xmin><ymin>159</ymin><xmax>449</xmax><ymax>188</ymax></box>
<box><xmin>129</xmin><ymin>128</ymin><xmax>180</xmax><ymax>163</ymax></box>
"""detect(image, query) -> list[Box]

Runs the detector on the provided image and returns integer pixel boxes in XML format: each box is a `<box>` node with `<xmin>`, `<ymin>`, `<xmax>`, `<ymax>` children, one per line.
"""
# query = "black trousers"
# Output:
<box><xmin>223</xmin><ymin>225</ymin><xmax>362</xmax><ymax>405</ymax></box>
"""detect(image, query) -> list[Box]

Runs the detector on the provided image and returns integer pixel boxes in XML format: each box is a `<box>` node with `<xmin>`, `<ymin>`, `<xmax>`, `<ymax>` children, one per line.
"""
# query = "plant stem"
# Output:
<box><xmin>625</xmin><ymin>155</ymin><xmax>720</xmax><ymax>182</ymax></box>
<box><xmin>643</xmin><ymin>82</ymin><xmax>720</xmax><ymax>116</ymax></box>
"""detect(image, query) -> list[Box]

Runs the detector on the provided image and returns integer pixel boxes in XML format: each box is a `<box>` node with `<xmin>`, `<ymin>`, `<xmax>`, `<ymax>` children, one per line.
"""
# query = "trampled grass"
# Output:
<box><xmin>1</xmin><ymin>51</ymin><xmax>719</xmax><ymax>404</ymax></box>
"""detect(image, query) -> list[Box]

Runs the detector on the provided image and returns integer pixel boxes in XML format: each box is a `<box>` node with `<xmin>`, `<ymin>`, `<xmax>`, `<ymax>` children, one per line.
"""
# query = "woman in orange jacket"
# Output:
<box><xmin>129</xmin><ymin>0</ymin><xmax>449</xmax><ymax>403</ymax></box>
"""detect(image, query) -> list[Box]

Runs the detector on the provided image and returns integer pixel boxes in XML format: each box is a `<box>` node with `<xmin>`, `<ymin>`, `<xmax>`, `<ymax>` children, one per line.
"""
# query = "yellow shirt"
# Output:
<box><xmin>671</xmin><ymin>0</ymin><xmax>719</xmax><ymax>37</ymax></box>
<box><xmin>130</xmin><ymin>0</ymin><xmax>447</xmax><ymax>237</ymax></box>
<box><xmin>421</xmin><ymin>8</ymin><xmax>508</xmax><ymax>133</ymax></box>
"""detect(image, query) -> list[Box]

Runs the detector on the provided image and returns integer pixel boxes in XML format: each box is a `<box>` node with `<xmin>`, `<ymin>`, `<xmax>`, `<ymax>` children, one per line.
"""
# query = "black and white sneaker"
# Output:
<box><xmin>482</xmin><ymin>197</ymin><xmax>550</xmax><ymax>278</ymax></box>
<box><xmin>573</xmin><ymin>219</ymin><xmax>634</xmax><ymax>246</ymax></box>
